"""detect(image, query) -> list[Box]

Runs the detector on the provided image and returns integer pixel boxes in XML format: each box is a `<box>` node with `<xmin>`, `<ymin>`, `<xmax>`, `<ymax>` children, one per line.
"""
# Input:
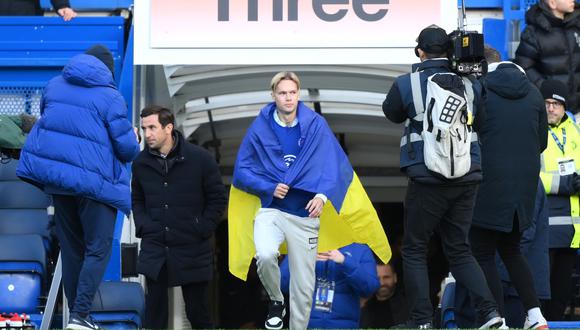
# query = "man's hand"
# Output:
<box><xmin>273</xmin><ymin>183</ymin><xmax>289</xmax><ymax>199</ymax></box>
<box><xmin>317</xmin><ymin>250</ymin><xmax>345</xmax><ymax>264</ymax></box>
<box><xmin>306</xmin><ymin>196</ymin><xmax>324</xmax><ymax>217</ymax></box>
<box><xmin>58</xmin><ymin>7</ymin><xmax>77</xmax><ymax>21</ymax></box>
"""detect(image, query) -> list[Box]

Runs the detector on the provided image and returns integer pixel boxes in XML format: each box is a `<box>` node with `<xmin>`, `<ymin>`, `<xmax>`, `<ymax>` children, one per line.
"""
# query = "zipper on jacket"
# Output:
<box><xmin>450</xmin><ymin>139</ymin><xmax>455</xmax><ymax>176</ymax></box>
<box><xmin>163</xmin><ymin>158</ymin><xmax>168</xmax><ymax>175</ymax></box>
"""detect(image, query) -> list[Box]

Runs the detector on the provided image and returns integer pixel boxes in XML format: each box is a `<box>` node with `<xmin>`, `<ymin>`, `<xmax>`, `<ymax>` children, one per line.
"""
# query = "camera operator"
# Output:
<box><xmin>382</xmin><ymin>25</ymin><xmax>501</xmax><ymax>329</ymax></box>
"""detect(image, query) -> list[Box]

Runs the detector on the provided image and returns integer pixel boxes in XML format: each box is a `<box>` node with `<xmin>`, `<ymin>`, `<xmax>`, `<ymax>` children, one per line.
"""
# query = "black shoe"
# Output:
<box><xmin>65</xmin><ymin>314</ymin><xmax>102</xmax><ymax>330</ymax></box>
<box><xmin>479</xmin><ymin>310</ymin><xmax>503</xmax><ymax>329</ymax></box>
<box><xmin>391</xmin><ymin>320</ymin><xmax>433</xmax><ymax>329</ymax></box>
<box><xmin>265</xmin><ymin>300</ymin><xmax>286</xmax><ymax>330</ymax></box>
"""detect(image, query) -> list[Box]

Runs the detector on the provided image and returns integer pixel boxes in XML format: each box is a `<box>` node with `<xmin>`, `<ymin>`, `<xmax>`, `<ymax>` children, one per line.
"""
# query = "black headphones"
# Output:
<box><xmin>414</xmin><ymin>45</ymin><xmax>420</xmax><ymax>57</ymax></box>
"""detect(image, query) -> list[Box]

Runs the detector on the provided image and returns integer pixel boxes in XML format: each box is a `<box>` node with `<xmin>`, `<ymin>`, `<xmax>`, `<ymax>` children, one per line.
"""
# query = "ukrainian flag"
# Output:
<box><xmin>228</xmin><ymin>102</ymin><xmax>391</xmax><ymax>281</ymax></box>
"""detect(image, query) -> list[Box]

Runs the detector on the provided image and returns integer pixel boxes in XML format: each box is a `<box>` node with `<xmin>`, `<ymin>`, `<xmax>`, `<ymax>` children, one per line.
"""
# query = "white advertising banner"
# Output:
<box><xmin>134</xmin><ymin>0</ymin><xmax>457</xmax><ymax>65</ymax></box>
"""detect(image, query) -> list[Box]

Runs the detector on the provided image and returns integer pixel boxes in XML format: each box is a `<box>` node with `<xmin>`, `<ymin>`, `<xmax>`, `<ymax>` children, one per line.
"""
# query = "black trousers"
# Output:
<box><xmin>469</xmin><ymin>219</ymin><xmax>540</xmax><ymax>316</ymax></box>
<box><xmin>544</xmin><ymin>248</ymin><xmax>578</xmax><ymax>320</ymax></box>
<box><xmin>53</xmin><ymin>195</ymin><xmax>116</xmax><ymax>316</ymax></box>
<box><xmin>144</xmin><ymin>263</ymin><xmax>213</xmax><ymax>329</ymax></box>
<box><xmin>402</xmin><ymin>181</ymin><xmax>497</xmax><ymax>324</ymax></box>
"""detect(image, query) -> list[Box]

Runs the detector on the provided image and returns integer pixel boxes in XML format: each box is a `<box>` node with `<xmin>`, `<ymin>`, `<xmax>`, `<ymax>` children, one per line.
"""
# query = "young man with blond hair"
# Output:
<box><xmin>233</xmin><ymin>72</ymin><xmax>327</xmax><ymax>329</ymax></box>
<box><xmin>230</xmin><ymin>71</ymin><xmax>391</xmax><ymax>330</ymax></box>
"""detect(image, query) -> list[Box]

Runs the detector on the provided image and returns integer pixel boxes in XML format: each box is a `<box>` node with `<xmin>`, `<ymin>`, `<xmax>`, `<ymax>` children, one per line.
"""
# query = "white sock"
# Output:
<box><xmin>527</xmin><ymin>307</ymin><xmax>545</xmax><ymax>323</ymax></box>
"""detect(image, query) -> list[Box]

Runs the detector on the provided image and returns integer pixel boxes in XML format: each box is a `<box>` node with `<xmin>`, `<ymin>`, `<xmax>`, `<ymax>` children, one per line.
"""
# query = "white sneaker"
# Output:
<box><xmin>265</xmin><ymin>301</ymin><xmax>286</xmax><ymax>330</ymax></box>
<box><xmin>523</xmin><ymin>317</ymin><xmax>548</xmax><ymax>330</ymax></box>
<box><xmin>498</xmin><ymin>318</ymin><xmax>509</xmax><ymax>329</ymax></box>
<box><xmin>65</xmin><ymin>315</ymin><xmax>102</xmax><ymax>330</ymax></box>
<box><xmin>479</xmin><ymin>310</ymin><xmax>503</xmax><ymax>329</ymax></box>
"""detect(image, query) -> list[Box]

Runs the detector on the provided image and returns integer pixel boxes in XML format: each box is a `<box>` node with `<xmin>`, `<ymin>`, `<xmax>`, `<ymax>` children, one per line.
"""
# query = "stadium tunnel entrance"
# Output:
<box><xmin>136</xmin><ymin>64</ymin><xmax>411</xmax><ymax>327</ymax></box>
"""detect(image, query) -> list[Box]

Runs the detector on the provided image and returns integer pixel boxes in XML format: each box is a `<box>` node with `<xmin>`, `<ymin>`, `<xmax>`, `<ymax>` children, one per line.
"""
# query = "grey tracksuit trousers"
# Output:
<box><xmin>254</xmin><ymin>208</ymin><xmax>320</xmax><ymax>330</ymax></box>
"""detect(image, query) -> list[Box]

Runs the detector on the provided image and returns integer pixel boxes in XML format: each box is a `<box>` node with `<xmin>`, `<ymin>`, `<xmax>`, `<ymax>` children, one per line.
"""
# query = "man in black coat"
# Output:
<box><xmin>0</xmin><ymin>0</ymin><xmax>76</xmax><ymax>20</ymax></box>
<box><xmin>132</xmin><ymin>105</ymin><xmax>226</xmax><ymax>329</ymax></box>
<box><xmin>470</xmin><ymin>46</ymin><xmax>549</xmax><ymax>329</ymax></box>
<box><xmin>515</xmin><ymin>0</ymin><xmax>580</xmax><ymax>113</ymax></box>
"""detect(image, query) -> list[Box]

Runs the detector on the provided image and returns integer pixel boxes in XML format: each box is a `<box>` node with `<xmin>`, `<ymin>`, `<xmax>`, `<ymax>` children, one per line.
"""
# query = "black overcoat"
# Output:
<box><xmin>472</xmin><ymin>63</ymin><xmax>548</xmax><ymax>232</ymax></box>
<box><xmin>515</xmin><ymin>2</ymin><xmax>580</xmax><ymax>112</ymax></box>
<box><xmin>131</xmin><ymin>131</ymin><xmax>226</xmax><ymax>285</ymax></box>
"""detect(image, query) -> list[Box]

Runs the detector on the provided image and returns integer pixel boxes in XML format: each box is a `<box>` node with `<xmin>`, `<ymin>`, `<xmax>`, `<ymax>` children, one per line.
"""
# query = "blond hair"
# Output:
<box><xmin>270</xmin><ymin>71</ymin><xmax>301</xmax><ymax>91</ymax></box>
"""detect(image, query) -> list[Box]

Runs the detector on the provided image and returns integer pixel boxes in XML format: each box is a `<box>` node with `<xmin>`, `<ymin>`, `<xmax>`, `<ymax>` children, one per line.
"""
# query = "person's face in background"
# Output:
<box><xmin>376</xmin><ymin>264</ymin><xmax>397</xmax><ymax>301</ymax></box>
<box><xmin>141</xmin><ymin>114</ymin><xmax>173</xmax><ymax>151</ymax></box>
<box><xmin>545</xmin><ymin>98</ymin><xmax>566</xmax><ymax>125</ymax></box>
<box><xmin>547</xmin><ymin>0</ymin><xmax>575</xmax><ymax>17</ymax></box>
<box><xmin>556</xmin><ymin>0</ymin><xmax>575</xmax><ymax>13</ymax></box>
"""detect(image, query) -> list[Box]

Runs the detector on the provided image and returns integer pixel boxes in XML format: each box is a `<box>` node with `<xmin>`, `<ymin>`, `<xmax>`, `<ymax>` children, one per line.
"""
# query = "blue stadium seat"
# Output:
<box><xmin>0</xmin><ymin>181</ymin><xmax>49</xmax><ymax>208</ymax></box>
<box><xmin>0</xmin><ymin>160</ymin><xmax>19</xmax><ymax>181</ymax></box>
<box><xmin>0</xmin><ymin>17</ymin><xmax>126</xmax><ymax>88</ymax></box>
<box><xmin>0</xmin><ymin>234</ymin><xmax>45</xmax><ymax>313</ymax></box>
<box><xmin>0</xmin><ymin>211</ymin><xmax>51</xmax><ymax>255</ymax></box>
<box><xmin>481</xmin><ymin>0</ymin><xmax>539</xmax><ymax>60</ymax></box>
<box><xmin>91</xmin><ymin>281</ymin><xmax>145</xmax><ymax>329</ymax></box>
<box><xmin>0</xmin><ymin>160</ymin><xmax>49</xmax><ymax>209</ymax></box>
<box><xmin>40</xmin><ymin>0</ymin><xmax>133</xmax><ymax>11</ymax></box>
<box><xmin>0</xmin><ymin>160</ymin><xmax>52</xmax><ymax>252</ymax></box>
<box><xmin>440</xmin><ymin>281</ymin><xmax>458</xmax><ymax>329</ymax></box>
<box><xmin>548</xmin><ymin>321</ymin><xmax>580</xmax><ymax>328</ymax></box>
<box><xmin>0</xmin><ymin>161</ymin><xmax>51</xmax><ymax>316</ymax></box>
<box><xmin>0</xmin><ymin>209</ymin><xmax>50</xmax><ymax>240</ymax></box>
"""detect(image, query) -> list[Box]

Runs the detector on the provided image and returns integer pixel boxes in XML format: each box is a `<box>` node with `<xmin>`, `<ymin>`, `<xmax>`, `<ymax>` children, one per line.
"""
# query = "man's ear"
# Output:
<box><xmin>416</xmin><ymin>48</ymin><xmax>426</xmax><ymax>61</ymax></box>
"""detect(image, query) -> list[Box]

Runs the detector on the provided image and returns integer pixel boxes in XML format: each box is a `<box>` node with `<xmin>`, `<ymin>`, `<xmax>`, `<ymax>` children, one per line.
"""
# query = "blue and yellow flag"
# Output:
<box><xmin>229</xmin><ymin>102</ymin><xmax>391</xmax><ymax>280</ymax></box>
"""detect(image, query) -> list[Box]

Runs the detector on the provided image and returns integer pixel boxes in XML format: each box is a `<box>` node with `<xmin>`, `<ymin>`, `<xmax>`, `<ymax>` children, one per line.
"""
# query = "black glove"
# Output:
<box><xmin>573</xmin><ymin>174</ymin><xmax>580</xmax><ymax>193</ymax></box>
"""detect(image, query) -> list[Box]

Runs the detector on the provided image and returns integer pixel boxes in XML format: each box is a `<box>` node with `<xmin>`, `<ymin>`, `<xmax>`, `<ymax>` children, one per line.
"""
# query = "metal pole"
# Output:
<box><xmin>458</xmin><ymin>0</ymin><xmax>467</xmax><ymax>31</ymax></box>
<box><xmin>40</xmin><ymin>253</ymin><xmax>62</xmax><ymax>330</ymax></box>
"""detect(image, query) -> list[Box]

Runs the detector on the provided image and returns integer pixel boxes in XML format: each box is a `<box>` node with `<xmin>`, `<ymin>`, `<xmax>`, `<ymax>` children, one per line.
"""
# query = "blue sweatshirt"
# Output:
<box><xmin>267</xmin><ymin>110</ymin><xmax>315</xmax><ymax>217</ymax></box>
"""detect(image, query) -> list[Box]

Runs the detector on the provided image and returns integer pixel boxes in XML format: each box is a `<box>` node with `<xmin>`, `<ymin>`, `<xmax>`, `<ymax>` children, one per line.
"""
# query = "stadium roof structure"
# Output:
<box><xmin>144</xmin><ymin>64</ymin><xmax>411</xmax><ymax>201</ymax></box>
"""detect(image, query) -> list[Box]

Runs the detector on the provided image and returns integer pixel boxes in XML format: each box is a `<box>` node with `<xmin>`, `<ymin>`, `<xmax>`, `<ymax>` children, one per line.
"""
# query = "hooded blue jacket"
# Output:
<box><xmin>17</xmin><ymin>54</ymin><xmax>140</xmax><ymax>214</ymax></box>
<box><xmin>280</xmin><ymin>243</ymin><xmax>379</xmax><ymax>329</ymax></box>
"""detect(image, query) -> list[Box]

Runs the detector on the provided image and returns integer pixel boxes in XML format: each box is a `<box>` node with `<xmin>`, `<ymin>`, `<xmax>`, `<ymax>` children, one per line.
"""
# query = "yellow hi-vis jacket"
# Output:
<box><xmin>540</xmin><ymin>115</ymin><xmax>580</xmax><ymax>248</ymax></box>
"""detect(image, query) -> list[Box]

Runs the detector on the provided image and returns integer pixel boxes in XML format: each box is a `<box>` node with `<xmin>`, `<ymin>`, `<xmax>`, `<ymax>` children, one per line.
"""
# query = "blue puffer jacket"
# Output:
<box><xmin>17</xmin><ymin>54</ymin><xmax>140</xmax><ymax>214</ymax></box>
<box><xmin>281</xmin><ymin>243</ymin><xmax>379</xmax><ymax>329</ymax></box>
